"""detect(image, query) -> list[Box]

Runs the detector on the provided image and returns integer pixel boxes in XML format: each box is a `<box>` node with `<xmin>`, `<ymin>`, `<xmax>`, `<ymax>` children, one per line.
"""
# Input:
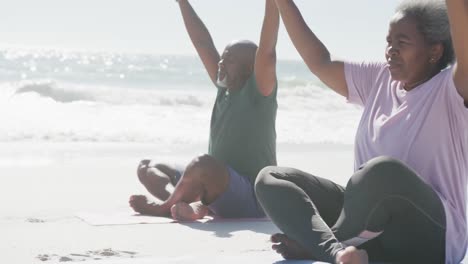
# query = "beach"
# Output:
<box><xmin>1</xmin><ymin>49</ymin><xmax>466</xmax><ymax>263</ymax></box>
<box><xmin>0</xmin><ymin>49</ymin><xmax>359</xmax><ymax>263</ymax></box>
<box><xmin>0</xmin><ymin>142</ymin><xmax>353</xmax><ymax>264</ymax></box>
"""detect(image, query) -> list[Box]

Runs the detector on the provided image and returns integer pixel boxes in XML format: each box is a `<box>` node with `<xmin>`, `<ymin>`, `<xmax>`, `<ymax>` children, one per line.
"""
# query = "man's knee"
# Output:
<box><xmin>137</xmin><ymin>160</ymin><xmax>172</xmax><ymax>183</ymax></box>
<box><xmin>186</xmin><ymin>154</ymin><xmax>213</xmax><ymax>171</ymax></box>
<box><xmin>186</xmin><ymin>154</ymin><xmax>226</xmax><ymax>182</ymax></box>
<box><xmin>184</xmin><ymin>155</ymin><xmax>229</xmax><ymax>204</ymax></box>
<box><xmin>137</xmin><ymin>159</ymin><xmax>151</xmax><ymax>183</ymax></box>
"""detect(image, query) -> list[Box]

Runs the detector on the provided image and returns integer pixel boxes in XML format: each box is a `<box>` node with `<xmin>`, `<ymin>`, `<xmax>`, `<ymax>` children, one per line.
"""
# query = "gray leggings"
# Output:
<box><xmin>255</xmin><ymin>156</ymin><xmax>446</xmax><ymax>263</ymax></box>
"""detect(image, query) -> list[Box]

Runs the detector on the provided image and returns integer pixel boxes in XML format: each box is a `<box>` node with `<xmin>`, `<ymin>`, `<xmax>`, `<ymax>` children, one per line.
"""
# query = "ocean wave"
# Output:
<box><xmin>8</xmin><ymin>79</ymin><xmax>211</xmax><ymax>108</ymax></box>
<box><xmin>159</xmin><ymin>95</ymin><xmax>204</xmax><ymax>107</ymax></box>
<box><xmin>9</xmin><ymin>78</ymin><xmax>331</xmax><ymax>109</ymax></box>
<box><xmin>14</xmin><ymin>80</ymin><xmax>94</xmax><ymax>103</ymax></box>
<box><xmin>0</xmin><ymin>48</ymin><xmax>361</xmax><ymax>145</ymax></box>
<box><xmin>0</xmin><ymin>82</ymin><xmax>361</xmax><ymax>146</ymax></box>
<box><xmin>279</xmin><ymin>77</ymin><xmax>323</xmax><ymax>90</ymax></box>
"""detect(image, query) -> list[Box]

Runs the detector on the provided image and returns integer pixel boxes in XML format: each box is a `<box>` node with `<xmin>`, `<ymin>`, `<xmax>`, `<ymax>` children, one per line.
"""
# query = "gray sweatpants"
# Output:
<box><xmin>255</xmin><ymin>156</ymin><xmax>446</xmax><ymax>264</ymax></box>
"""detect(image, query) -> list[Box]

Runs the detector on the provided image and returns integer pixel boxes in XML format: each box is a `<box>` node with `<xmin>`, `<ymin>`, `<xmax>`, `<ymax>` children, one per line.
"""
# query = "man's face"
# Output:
<box><xmin>217</xmin><ymin>46</ymin><xmax>247</xmax><ymax>89</ymax></box>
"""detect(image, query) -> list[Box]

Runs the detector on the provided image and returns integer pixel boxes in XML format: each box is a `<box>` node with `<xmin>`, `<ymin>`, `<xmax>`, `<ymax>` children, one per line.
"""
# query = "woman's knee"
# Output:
<box><xmin>368</xmin><ymin>156</ymin><xmax>409</xmax><ymax>177</ymax></box>
<box><xmin>350</xmin><ymin>156</ymin><xmax>413</xmax><ymax>191</ymax></box>
<box><xmin>363</xmin><ymin>156</ymin><xmax>405</xmax><ymax>170</ymax></box>
<box><xmin>255</xmin><ymin>165</ymin><xmax>277</xmax><ymax>184</ymax></box>
<box><xmin>254</xmin><ymin>166</ymin><xmax>285</xmax><ymax>198</ymax></box>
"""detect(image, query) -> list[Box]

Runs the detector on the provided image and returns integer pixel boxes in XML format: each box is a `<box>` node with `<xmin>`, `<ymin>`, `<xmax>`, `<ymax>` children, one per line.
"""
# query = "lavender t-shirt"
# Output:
<box><xmin>345</xmin><ymin>62</ymin><xmax>468</xmax><ymax>263</ymax></box>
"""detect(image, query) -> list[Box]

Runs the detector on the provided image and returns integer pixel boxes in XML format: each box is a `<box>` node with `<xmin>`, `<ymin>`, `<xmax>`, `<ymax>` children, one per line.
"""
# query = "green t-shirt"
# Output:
<box><xmin>208</xmin><ymin>75</ymin><xmax>277</xmax><ymax>183</ymax></box>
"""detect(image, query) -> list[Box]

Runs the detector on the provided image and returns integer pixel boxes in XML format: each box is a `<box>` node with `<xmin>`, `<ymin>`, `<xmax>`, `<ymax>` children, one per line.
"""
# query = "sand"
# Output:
<box><xmin>0</xmin><ymin>142</ymin><xmax>465</xmax><ymax>263</ymax></box>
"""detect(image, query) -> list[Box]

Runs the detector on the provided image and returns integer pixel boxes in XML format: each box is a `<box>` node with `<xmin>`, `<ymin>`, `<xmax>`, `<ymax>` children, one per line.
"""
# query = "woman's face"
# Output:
<box><xmin>385</xmin><ymin>15</ymin><xmax>437</xmax><ymax>88</ymax></box>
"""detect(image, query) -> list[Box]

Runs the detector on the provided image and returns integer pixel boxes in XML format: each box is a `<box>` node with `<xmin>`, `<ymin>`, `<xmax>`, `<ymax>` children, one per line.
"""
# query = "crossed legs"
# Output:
<box><xmin>255</xmin><ymin>156</ymin><xmax>446</xmax><ymax>264</ymax></box>
<box><xmin>129</xmin><ymin>154</ymin><xmax>230</xmax><ymax>220</ymax></box>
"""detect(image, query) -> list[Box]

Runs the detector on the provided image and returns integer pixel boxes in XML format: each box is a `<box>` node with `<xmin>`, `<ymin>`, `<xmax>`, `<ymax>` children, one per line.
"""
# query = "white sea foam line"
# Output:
<box><xmin>0</xmin><ymin>158</ymin><xmax>54</xmax><ymax>167</ymax></box>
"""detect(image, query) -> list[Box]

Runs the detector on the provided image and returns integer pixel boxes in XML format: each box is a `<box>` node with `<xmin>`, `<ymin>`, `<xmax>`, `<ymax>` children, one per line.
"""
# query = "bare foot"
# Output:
<box><xmin>170</xmin><ymin>201</ymin><xmax>209</xmax><ymax>221</ymax></box>
<box><xmin>336</xmin><ymin>246</ymin><xmax>368</xmax><ymax>264</ymax></box>
<box><xmin>128</xmin><ymin>195</ymin><xmax>170</xmax><ymax>217</ymax></box>
<box><xmin>270</xmin><ymin>233</ymin><xmax>316</xmax><ymax>260</ymax></box>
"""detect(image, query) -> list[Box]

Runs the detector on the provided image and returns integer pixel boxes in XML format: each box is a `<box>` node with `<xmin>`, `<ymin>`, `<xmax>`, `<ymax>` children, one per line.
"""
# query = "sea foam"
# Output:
<box><xmin>0</xmin><ymin>48</ymin><xmax>362</xmax><ymax>147</ymax></box>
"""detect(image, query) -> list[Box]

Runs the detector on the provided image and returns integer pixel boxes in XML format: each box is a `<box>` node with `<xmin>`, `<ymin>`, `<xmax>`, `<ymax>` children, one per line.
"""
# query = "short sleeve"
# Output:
<box><xmin>345</xmin><ymin>61</ymin><xmax>386</xmax><ymax>106</ymax></box>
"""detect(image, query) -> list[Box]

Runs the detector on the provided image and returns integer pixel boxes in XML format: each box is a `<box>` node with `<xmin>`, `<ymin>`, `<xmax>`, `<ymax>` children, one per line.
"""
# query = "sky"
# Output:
<box><xmin>0</xmin><ymin>0</ymin><xmax>400</xmax><ymax>61</ymax></box>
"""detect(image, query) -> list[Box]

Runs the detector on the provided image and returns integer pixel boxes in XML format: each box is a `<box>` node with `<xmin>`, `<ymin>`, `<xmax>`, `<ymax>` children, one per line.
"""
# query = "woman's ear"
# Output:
<box><xmin>430</xmin><ymin>43</ymin><xmax>444</xmax><ymax>64</ymax></box>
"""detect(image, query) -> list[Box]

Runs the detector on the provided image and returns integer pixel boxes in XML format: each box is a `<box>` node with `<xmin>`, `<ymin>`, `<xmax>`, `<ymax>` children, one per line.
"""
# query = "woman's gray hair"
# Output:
<box><xmin>393</xmin><ymin>0</ymin><xmax>455</xmax><ymax>70</ymax></box>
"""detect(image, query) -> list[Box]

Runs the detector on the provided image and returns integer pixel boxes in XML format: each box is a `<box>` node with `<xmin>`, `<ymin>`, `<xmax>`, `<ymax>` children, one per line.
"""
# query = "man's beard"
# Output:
<box><xmin>217</xmin><ymin>70</ymin><xmax>228</xmax><ymax>88</ymax></box>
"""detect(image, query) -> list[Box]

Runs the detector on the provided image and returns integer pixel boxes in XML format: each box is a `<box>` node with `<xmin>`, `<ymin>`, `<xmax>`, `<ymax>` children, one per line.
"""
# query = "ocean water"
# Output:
<box><xmin>0</xmin><ymin>48</ymin><xmax>362</xmax><ymax>149</ymax></box>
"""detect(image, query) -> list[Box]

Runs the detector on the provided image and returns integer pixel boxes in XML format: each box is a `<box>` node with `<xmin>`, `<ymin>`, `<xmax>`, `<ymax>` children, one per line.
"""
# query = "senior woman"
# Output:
<box><xmin>255</xmin><ymin>0</ymin><xmax>468</xmax><ymax>263</ymax></box>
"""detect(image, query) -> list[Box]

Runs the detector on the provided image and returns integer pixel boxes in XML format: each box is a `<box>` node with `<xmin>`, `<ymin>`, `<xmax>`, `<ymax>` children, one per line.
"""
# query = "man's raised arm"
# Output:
<box><xmin>177</xmin><ymin>0</ymin><xmax>220</xmax><ymax>85</ymax></box>
<box><xmin>255</xmin><ymin>0</ymin><xmax>280</xmax><ymax>97</ymax></box>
